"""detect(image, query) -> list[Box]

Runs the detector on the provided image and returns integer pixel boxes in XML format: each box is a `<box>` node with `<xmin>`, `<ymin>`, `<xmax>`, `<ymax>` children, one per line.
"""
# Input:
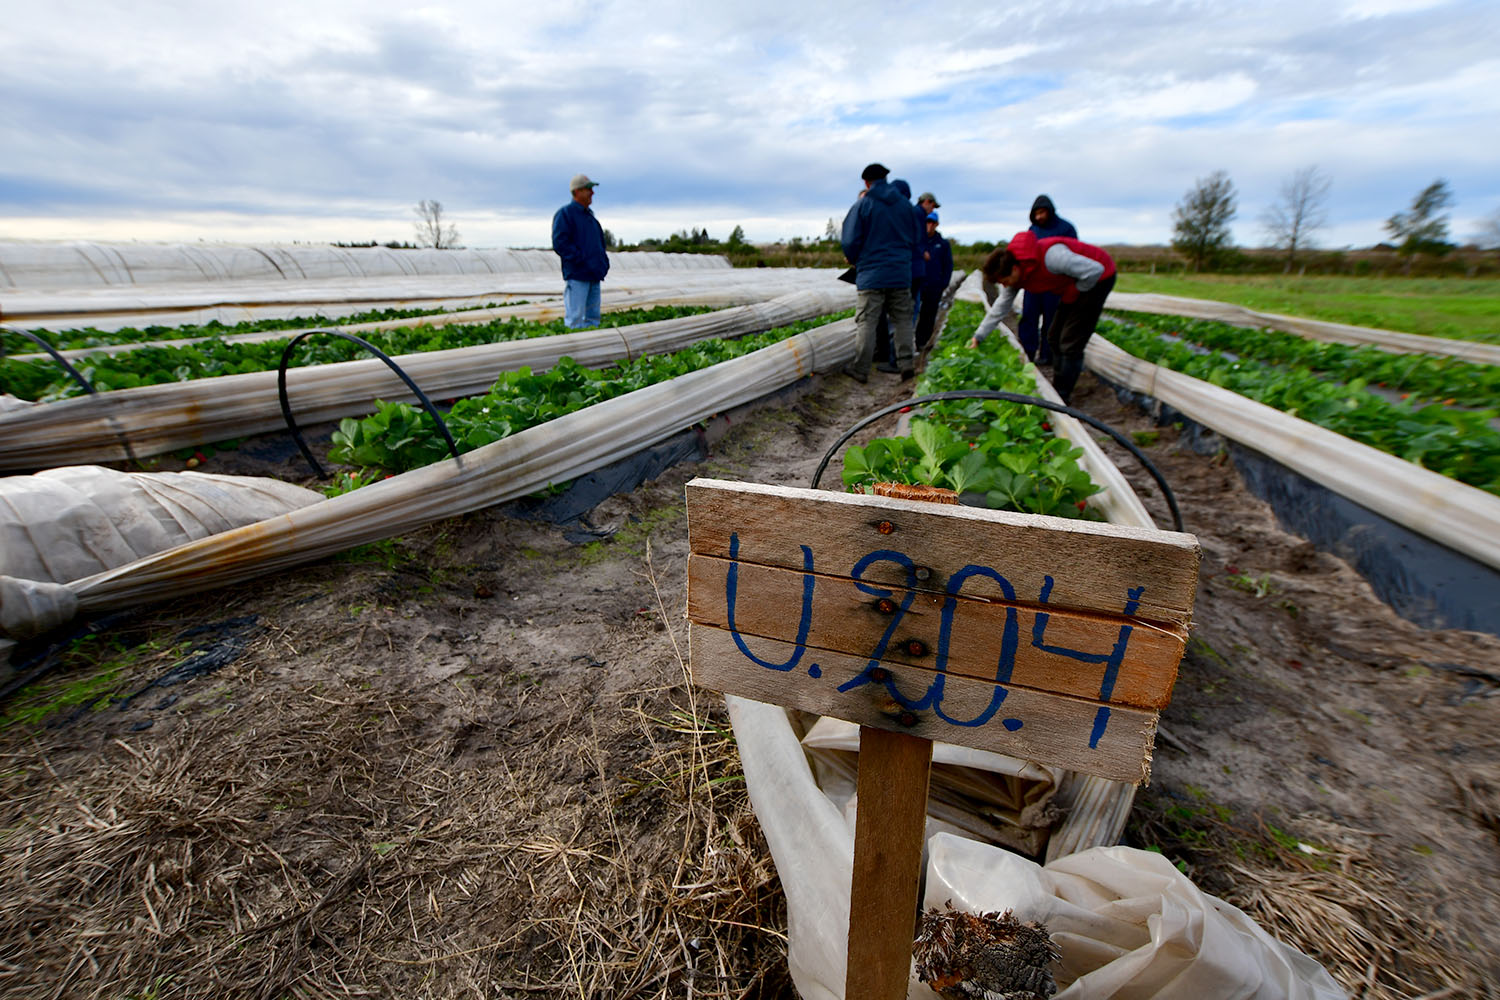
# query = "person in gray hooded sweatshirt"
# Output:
<box><xmin>839</xmin><ymin>163</ymin><xmax>918</xmax><ymax>382</ymax></box>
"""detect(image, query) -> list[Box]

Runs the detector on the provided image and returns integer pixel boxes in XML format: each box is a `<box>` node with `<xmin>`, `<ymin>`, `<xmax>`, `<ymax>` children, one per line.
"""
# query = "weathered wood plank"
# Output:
<box><xmin>685</xmin><ymin>478</ymin><xmax>1199</xmax><ymax>627</ymax></box>
<box><xmin>689</xmin><ymin>624</ymin><xmax>1157</xmax><ymax>783</ymax></box>
<box><xmin>687</xmin><ymin>554</ymin><xmax>1183</xmax><ymax>709</ymax></box>
<box><xmin>846</xmin><ymin>727</ymin><xmax>932</xmax><ymax>1000</ymax></box>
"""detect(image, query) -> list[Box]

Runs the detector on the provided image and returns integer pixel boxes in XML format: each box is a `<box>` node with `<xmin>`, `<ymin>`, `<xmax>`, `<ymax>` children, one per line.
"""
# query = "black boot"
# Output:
<box><xmin>1052</xmin><ymin>356</ymin><xmax>1084</xmax><ymax>403</ymax></box>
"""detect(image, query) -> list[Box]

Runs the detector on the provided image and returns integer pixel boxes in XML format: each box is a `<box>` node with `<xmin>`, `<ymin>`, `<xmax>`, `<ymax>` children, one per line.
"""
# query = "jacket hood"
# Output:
<box><xmin>893</xmin><ymin>179</ymin><xmax>912</xmax><ymax>198</ymax></box>
<box><xmin>1030</xmin><ymin>194</ymin><xmax>1057</xmax><ymax>221</ymax></box>
<box><xmin>866</xmin><ymin>178</ymin><xmax>907</xmax><ymax>206</ymax></box>
<box><xmin>1007</xmin><ymin>230</ymin><xmax>1041</xmax><ymax>262</ymax></box>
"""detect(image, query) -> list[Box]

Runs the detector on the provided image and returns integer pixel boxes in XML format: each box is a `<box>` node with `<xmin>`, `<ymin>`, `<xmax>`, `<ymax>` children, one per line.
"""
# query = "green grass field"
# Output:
<box><xmin>1114</xmin><ymin>274</ymin><xmax>1500</xmax><ymax>344</ymax></box>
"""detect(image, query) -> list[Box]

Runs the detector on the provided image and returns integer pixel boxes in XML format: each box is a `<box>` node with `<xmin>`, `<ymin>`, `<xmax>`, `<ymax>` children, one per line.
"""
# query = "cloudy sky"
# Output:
<box><xmin>2</xmin><ymin>0</ymin><xmax>1496</xmax><ymax>250</ymax></box>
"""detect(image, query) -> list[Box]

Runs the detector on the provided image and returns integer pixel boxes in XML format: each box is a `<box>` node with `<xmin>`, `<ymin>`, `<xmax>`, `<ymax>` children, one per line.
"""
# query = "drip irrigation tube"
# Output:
<box><xmin>809</xmin><ymin>390</ymin><xmax>1184</xmax><ymax>533</ymax></box>
<box><xmin>277</xmin><ymin>330</ymin><xmax>462</xmax><ymax>478</ymax></box>
<box><xmin>2</xmin><ymin>327</ymin><xmax>95</xmax><ymax>397</ymax></box>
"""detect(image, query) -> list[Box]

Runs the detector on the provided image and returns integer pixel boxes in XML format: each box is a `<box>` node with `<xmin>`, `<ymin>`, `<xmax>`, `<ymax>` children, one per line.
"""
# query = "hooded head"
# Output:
<box><xmin>1030</xmin><ymin>195</ymin><xmax>1057</xmax><ymax>226</ymax></box>
<box><xmin>982</xmin><ymin>232</ymin><xmax>1041</xmax><ymax>286</ymax></box>
<box><xmin>892</xmin><ymin>179</ymin><xmax>912</xmax><ymax>199</ymax></box>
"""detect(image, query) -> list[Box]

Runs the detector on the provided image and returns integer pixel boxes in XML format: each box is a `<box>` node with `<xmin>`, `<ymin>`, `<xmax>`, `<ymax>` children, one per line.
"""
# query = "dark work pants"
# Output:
<box><xmin>1019</xmin><ymin>290</ymin><xmax>1062</xmax><ymax>363</ymax></box>
<box><xmin>914</xmin><ymin>286</ymin><xmax>943</xmax><ymax>349</ymax></box>
<box><xmin>1045</xmin><ymin>274</ymin><xmax>1116</xmax><ymax>403</ymax></box>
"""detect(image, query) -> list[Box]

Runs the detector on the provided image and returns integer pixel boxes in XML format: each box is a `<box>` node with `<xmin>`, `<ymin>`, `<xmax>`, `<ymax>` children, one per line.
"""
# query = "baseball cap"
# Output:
<box><xmin>919</xmin><ymin>192</ymin><xmax>940</xmax><ymax>207</ymax></box>
<box><xmin>861</xmin><ymin>163</ymin><xmax>890</xmax><ymax>182</ymax></box>
<box><xmin>570</xmin><ymin>173</ymin><xmax>599</xmax><ymax>191</ymax></box>
<box><xmin>927</xmin><ymin>211</ymin><xmax>940</xmax><ymax>224</ymax></box>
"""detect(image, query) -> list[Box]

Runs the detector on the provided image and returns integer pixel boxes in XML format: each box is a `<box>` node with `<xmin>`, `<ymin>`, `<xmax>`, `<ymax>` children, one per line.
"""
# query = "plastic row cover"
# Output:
<box><xmin>0</xmin><ymin>466</ymin><xmax>320</xmax><ymax>661</ymax></box>
<box><xmin>3</xmin><ymin>265</ymin><xmax>845</xmax><ymax>333</ymax></box>
<box><xmin>0</xmin><ymin>286</ymin><xmax>856</xmax><ymax>471</ymax></box>
<box><xmin>1085</xmin><ymin>333</ymin><xmax>1500</xmax><ymax>572</ymax></box>
<box><xmin>0</xmin><ymin>242</ymin><xmax>728</xmax><ymax>291</ymax></box>
<box><xmin>10</xmin><ymin>275</ymin><xmax>841</xmax><ymax>363</ymax></box>
<box><xmin>1105</xmin><ymin>290</ymin><xmax>1500</xmax><ymax>366</ymax></box>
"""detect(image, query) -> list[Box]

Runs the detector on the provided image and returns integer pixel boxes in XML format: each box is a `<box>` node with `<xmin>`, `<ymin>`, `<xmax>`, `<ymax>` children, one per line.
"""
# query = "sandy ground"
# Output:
<box><xmin>1</xmin><ymin>364</ymin><xmax>1497</xmax><ymax>999</ymax></box>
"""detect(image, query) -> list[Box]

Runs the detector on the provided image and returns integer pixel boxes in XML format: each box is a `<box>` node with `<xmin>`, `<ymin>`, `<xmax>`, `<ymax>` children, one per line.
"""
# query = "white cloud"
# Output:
<box><xmin>1</xmin><ymin>0</ymin><xmax>1496</xmax><ymax>249</ymax></box>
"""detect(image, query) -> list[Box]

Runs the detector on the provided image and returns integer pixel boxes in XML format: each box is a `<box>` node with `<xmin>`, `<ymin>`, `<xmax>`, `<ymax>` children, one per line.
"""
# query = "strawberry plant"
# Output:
<box><xmin>1107</xmin><ymin>310</ymin><xmax>1500</xmax><ymax>409</ymax></box>
<box><xmin>1098</xmin><ymin>316</ymin><xmax>1500</xmax><ymax>495</ymax></box>
<box><xmin>0</xmin><ymin>302</ymin><xmax>522</xmax><ymax>356</ymax></box>
<box><xmin>0</xmin><ymin>305</ymin><xmax>716</xmax><ymax>402</ymax></box>
<box><xmin>842</xmin><ymin>301</ymin><xmax>1103</xmax><ymax>519</ymax></box>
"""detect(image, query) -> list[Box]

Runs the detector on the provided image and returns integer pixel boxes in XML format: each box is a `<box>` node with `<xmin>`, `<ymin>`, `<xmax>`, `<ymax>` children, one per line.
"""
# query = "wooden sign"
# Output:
<box><xmin>685</xmin><ymin>477</ymin><xmax>1200</xmax><ymax>785</ymax></box>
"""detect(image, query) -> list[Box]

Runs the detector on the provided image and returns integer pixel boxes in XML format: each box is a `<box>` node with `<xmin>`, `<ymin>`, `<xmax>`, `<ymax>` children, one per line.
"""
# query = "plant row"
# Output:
<box><xmin>841</xmin><ymin>302</ymin><xmax>1103</xmax><ymax>520</ymax></box>
<box><xmin>1097</xmin><ymin>317</ymin><xmax>1500</xmax><ymax>496</ymax></box>
<box><xmin>1109</xmin><ymin>310</ymin><xmax>1500</xmax><ymax>409</ymax></box>
<box><xmin>0</xmin><ymin>305</ymin><xmax>713</xmax><ymax>402</ymax></box>
<box><xmin>0</xmin><ymin>302</ymin><xmax>520</xmax><ymax>355</ymax></box>
<box><xmin>325</xmin><ymin>311</ymin><xmax>854</xmax><ymax>480</ymax></box>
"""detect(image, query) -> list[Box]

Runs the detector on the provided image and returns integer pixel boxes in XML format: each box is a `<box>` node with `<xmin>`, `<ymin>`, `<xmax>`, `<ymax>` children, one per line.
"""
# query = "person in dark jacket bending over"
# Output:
<box><xmin>1019</xmin><ymin>194</ymin><xmax>1077</xmax><ymax>364</ymax></box>
<box><xmin>840</xmin><ymin>163</ymin><xmax>919</xmax><ymax>382</ymax></box>
<box><xmin>914</xmin><ymin>211</ymin><xmax>953</xmax><ymax>350</ymax></box>
<box><xmin>966</xmin><ymin>231</ymin><xmax>1116</xmax><ymax>403</ymax></box>
<box><xmin>551</xmin><ymin>173</ymin><xmax>610</xmax><ymax>329</ymax></box>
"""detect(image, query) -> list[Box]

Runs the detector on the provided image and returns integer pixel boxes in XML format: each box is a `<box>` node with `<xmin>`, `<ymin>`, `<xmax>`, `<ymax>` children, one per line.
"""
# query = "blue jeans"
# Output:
<box><xmin>564</xmin><ymin>279</ymin><xmax>601</xmax><ymax>329</ymax></box>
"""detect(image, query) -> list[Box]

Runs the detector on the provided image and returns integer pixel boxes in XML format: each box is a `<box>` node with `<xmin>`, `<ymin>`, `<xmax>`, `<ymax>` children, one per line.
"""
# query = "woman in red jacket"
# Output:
<box><xmin>966</xmin><ymin>231</ymin><xmax>1116</xmax><ymax>403</ymax></box>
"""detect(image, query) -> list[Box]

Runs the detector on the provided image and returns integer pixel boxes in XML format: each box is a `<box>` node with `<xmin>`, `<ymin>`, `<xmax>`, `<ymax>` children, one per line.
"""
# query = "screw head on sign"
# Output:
<box><xmin>898</xmin><ymin>711</ymin><xmax>919</xmax><ymax>727</ymax></box>
<box><xmin>877</xmin><ymin>520</ymin><xmax>895</xmax><ymax>535</ymax></box>
<box><xmin>876</xmin><ymin>598</ymin><xmax>898</xmax><ymax>615</ymax></box>
<box><xmin>914</xmin><ymin>567</ymin><xmax>931</xmax><ymax>581</ymax></box>
<box><xmin>869</xmin><ymin>667</ymin><xmax>891</xmax><ymax>683</ymax></box>
<box><xmin>904</xmin><ymin>639</ymin><xmax>928</xmax><ymax>657</ymax></box>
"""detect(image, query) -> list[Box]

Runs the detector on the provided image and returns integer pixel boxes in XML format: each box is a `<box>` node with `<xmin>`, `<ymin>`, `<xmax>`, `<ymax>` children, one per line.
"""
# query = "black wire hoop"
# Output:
<box><xmin>3</xmin><ymin>327</ymin><xmax>97</xmax><ymax>397</ymax></box>
<box><xmin>276</xmin><ymin>330</ymin><xmax>463</xmax><ymax>479</ymax></box>
<box><xmin>809</xmin><ymin>389</ymin><xmax>1184</xmax><ymax>533</ymax></box>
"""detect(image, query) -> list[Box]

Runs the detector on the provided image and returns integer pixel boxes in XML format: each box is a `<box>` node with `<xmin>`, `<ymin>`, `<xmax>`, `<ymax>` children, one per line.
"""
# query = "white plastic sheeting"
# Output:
<box><xmin>1105</xmin><ymin>290</ymin><xmax>1500</xmax><ymax>367</ymax></box>
<box><xmin>923</xmin><ymin>836</ymin><xmax>1345</xmax><ymax>999</ymax></box>
<box><xmin>0</xmin><ymin>466</ymin><xmax>319</xmax><ymax>660</ymax></box>
<box><xmin>1086</xmin><ymin>333</ymin><xmax>1500</xmax><ymax>572</ymax></box>
<box><xmin>3</xmin><ymin>266</ymin><xmax>846</xmax><ymax>333</ymax></box>
<box><xmin>0</xmin><ymin>240</ymin><xmax>840</xmax><ymax>332</ymax></box>
<box><xmin>0</xmin><ymin>286</ymin><xmax>855</xmax><ymax>471</ymax></box>
<box><xmin>7</xmin><ymin>279</ymin><xmax>837</xmax><ymax>364</ymax></box>
<box><xmin>0</xmin><ymin>241</ymin><xmax>727</xmax><ymax>290</ymax></box>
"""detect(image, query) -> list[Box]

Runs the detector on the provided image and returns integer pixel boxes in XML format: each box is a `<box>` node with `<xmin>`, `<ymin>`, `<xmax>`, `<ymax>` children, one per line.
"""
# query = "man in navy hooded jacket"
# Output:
<box><xmin>839</xmin><ymin>163</ymin><xmax>918</xmax><ymax>382</ymax></box>
<box><xmin>551</xmin><ymin>173</ymin><xmax>610</xmax><ymax>329</ymax></box>
<box><xmin>1019</xmin><ymin>194</ymin><xmax>1077</xmax><ymax>363</ymax></box>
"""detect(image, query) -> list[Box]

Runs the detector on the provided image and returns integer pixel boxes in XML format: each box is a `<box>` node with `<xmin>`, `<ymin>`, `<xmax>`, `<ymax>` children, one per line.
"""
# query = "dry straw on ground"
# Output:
<box><xmin>1132</xmin><ymin>801</ymin><xmax>1490</xmax><ymax>1000</ymax></box>
<box><xmin>0</xmin><ymin>545</ymin><xmax>789</xmax><ymax>999</ymax></box>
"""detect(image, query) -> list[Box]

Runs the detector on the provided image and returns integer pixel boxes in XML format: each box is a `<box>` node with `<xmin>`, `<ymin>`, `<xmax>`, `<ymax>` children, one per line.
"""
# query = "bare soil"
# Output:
<box><xmin>1</xmin><ymin>367</ymin><xmax>1497</xmax><ymax>999</ymax></box>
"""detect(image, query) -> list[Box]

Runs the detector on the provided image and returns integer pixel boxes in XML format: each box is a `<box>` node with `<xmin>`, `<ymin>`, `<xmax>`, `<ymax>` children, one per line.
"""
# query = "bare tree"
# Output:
<box><xmin>413</xmin><ymin>199</ymin><xmax>460</xmax><ymax>249</ymax></box>
<box><xmin>1261</xmin><ymin>166</ymin><xmax>1331</xmax><ymax>272</ymax></box>
<box><xmin>1172</xmin><ymin>170</ymin><xmax>1237</xmax><ymax>271</ymax></box>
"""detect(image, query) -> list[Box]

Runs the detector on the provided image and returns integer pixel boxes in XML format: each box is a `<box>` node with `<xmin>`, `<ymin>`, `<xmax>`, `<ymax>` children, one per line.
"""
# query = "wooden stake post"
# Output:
<box><xmin>684</xmin><ymin>478</ymin><xmax>1199</xmax><ymax>999</ymax></box>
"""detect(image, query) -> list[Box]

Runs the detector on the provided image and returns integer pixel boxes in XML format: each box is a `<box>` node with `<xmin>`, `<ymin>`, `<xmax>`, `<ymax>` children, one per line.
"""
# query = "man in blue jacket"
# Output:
<box><xmin>1019</xmin><ymin>194</ymin><xmax>1077</xmax><ymax>363</ymax></box>
<box><xmin>551</xmin><ymin>173</ymin><xmax>610</xmax><ymax>329</ymax></box>
<box><xmin>839</xmin><ymin>163</ymin><xmax>918</xmax><ymax>382</ymax></box>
